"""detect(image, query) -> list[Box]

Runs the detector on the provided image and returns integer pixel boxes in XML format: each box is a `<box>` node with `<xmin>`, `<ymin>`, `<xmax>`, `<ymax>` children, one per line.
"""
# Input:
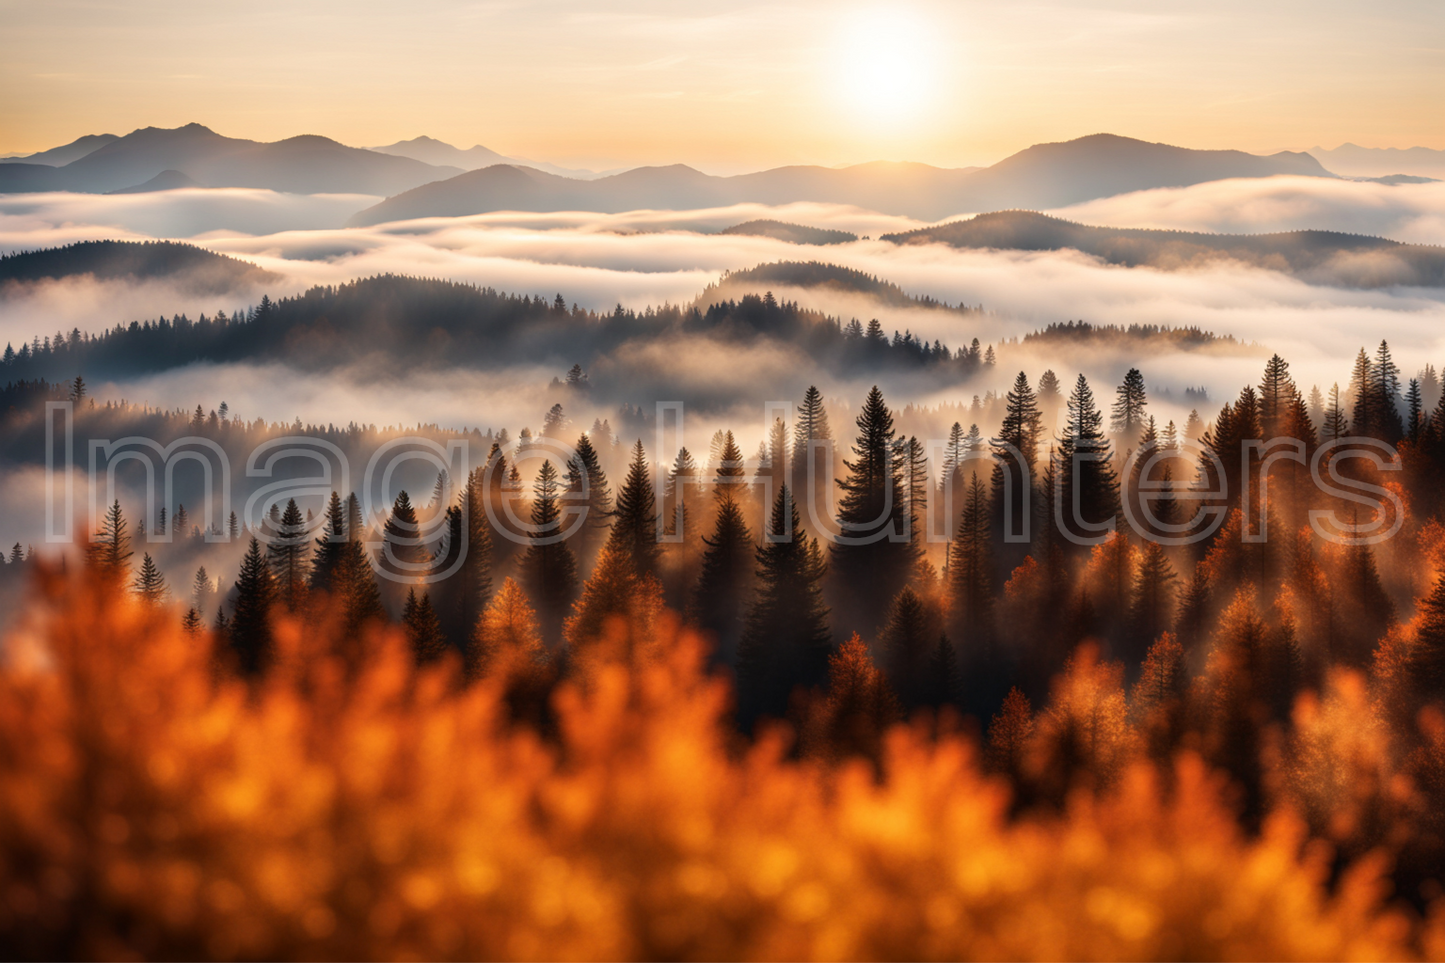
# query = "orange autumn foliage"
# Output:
<box><xmin>0</xmin><ymin>564</ymin><xmax>1436</xmax><ymax>961</ymax></box>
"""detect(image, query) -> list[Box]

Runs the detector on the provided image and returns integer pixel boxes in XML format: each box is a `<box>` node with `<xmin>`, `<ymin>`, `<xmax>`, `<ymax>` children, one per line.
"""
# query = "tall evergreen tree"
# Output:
<box><xmin>880</xmin><ymin>585</ymin><xmax>935</xmax><ymax>708</ymax></box>
<box><xmin>948</xmin><ymin>471</ymin><xmax>995</xmax><ymax>664</ymax></box>
<box><xmin>830</xmin><ymin>386</ymin><xmax>910</xmax><ymax>633</ymax></box>
<box><xmin>521</xmin><ymin>460</ymin><xmax>579</xmax><ymax>644</ymax></box>
<box><xmin>1323</xmin><ymin>383</ymin><xmax>1349</xmax><ymax>441</ymax></box>
<box><xmin>191</xmin><ymin>566</ymin><xmax>213</xmax><ymax>615</ymax></box>
<box><xmin>231</xmin><ymin>537</ymin><xmax>277</xmax><ymax>674</ymax></box>
<box><xmin>565</xmin><ymin>433</ymin><xmax>612</xmax><ymax>571</ymax></box>
<box><xmin>132</xmin><ymin>553</ymin><xmax>167</xmax><ymax>605</ymax></box>
<box><xmin>605</xmin><ymin>440</ymin><xmax>661</xmax><ymax>579</ymax></box>
<box><xmin>381</xmin><ymin>491</ymin><xmax>427</xmax><ymax>587</ymax></box>
<box><xmin>791</xmin><ymin>385</ymin><xmax>833</xmax><ymax>531</ymax></box>
<box><xmin>992</xmin><ymin>371</ymin><xmax>1043</xmax><ymax>565</ymax></box>
<box><xmin>738</xmin><ymin>485</ymin><xmax>832</xmax><ymax>725</ymax></box>
<box><xmin>310</xmin><ymin>491</ymin><xmax>348</xmax><ymax>594</ymax></box>
<box><xmin>692</xmin><ymin>433</ymin><xmax>755</xmax><ymax>663</ymax></box>
<box><xmin>1129</xmin><ymin>540</ymin><xmax>1177</xmax><ymax>660</ymax></box>
<box><xmin>1058</xmin><ymin>374</ymin><xmax>1120</xmax><ymax>543</ymax></box>
<box><xmin>87</xmin><ymin>499</ymin><xmax>133</xmax><ymax>583</ymax></box>
<box><xmin>403</xmin><ymin>589</ymin><xmax>449</xmax><ymax>664</ymax></box>
<box><xmin>267</xmin><ymin>498</ymin><xmax>309</xmax><ymax>610</ymax></box>
<box><xmin>1111</xmin><ymin>367</ymin><xmax>1148</xmax><ymax>444</ymax></box>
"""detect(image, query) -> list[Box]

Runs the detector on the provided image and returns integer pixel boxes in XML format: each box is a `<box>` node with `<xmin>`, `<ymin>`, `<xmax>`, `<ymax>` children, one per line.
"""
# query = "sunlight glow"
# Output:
<box><xmin>831</xmin><ymin>8</ymin><xmax>939</xmax><ymax>130</ymax></box>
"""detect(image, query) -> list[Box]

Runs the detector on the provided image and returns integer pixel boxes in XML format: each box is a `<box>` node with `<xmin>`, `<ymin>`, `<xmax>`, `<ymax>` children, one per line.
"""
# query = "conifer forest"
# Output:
<box><xmin>4</xmin><ymin>1</ymin><xmax>1445</xmax><ymax>957</ymax></box>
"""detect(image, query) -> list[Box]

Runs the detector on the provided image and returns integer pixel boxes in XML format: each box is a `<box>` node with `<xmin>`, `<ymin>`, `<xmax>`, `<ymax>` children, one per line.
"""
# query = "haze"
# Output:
<box><xmin>2</xmin><ymin>0</ymin><xmax>1441</xmax><ymax>171</ymax></box>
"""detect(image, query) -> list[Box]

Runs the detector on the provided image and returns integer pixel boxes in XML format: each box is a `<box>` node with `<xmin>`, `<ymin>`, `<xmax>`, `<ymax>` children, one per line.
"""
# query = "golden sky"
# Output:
<box><xmin>2</xmin><ymin>0</ymin><xmax>1441</xmax><ymax>172</ymax></box>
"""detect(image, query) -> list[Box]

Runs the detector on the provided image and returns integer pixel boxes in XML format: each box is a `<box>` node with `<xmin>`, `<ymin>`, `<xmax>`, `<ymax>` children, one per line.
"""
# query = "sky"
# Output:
<box><xmin>1</xmin><ymin>0</ymin><xmax>1441</xmax><ymax>172</ymax></box>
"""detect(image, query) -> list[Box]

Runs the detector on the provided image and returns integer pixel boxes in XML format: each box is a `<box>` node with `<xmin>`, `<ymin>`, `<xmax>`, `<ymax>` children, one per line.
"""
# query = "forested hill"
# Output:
<box><xmin>881</xmin><ymin>211</ymin><xmax>1445</xmax><ymax>287</ymax></box>
<box><xmin>699</xmin><ymin>261</ymin><xmax>983</xmax><ymax>314</ymax></box>
<box><xmin>0</xmin><ymin>240</ymin><xmax>280</xmax><ymax>294</ymax></box>
<box><xmin>718</xmin><ymin>220</ymin><xmax>857</xmax><ymax>245</ymax></box>
<box><xmin>0</xmin><ymin>273</ymin><xmax>1000</xmax><ymax>387</ymax></box>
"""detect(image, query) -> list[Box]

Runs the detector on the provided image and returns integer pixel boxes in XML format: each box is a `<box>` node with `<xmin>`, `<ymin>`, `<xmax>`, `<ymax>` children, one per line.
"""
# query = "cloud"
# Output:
<box><xmin>1051</xmin><ymin>175</ymin><xmax>1445</xmax><ymax>245</ymax></box>
<box><xmin>2</xmin><ymin>190</ymin><xmax>1444</xmax><ymax>443</ymax></box>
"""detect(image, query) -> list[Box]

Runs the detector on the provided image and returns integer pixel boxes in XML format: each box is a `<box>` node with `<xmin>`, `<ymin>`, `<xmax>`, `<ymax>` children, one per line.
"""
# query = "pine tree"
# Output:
<box><xmin>132</xmin><ymin>553</ymin><xmax>167</xmax><ymax>604</ymax></box>
<box><xmin>310</xmin><ymin>491</ymin><xmax>348</xmax><ymax>593</ymax></box>
<box><xmin>457</xmin><ymin>468</ymin><xmax>494</xmax><ymax>631</ymax></box>
<box><xmin>880</xmin><ymin>585</ymin><xmax>934</xmax><ymax>707</ymax></box>
<box><xmin>231</xmin><ymin>537</ymin><xmax>277</xmax><ymax>674</ymax></box>
<box><xmin>1059</xmin><ymin>375</ymin><xmax>1120</xmax><ymax>543</ymax></box>
<box><xmin>403</xmin><ymin>589</ymin><xmax>448</xmax><ymax>664</ymax></box>
<box><xmin>1372</xmin><ymin>340</ymin><xmax>1405</xmax><ymax>442</ymax></box>
<box><xmin>382</xmin><ymin>491</ymin><xmax>427</xmax><ymax>581</ymax></box>
<box><xmin>182</xmin><ymin>608</ymin><xmax>202</xmax><ymax>635</ymax></box>
<box><xmin>1407</xmin><ymin>377</ymin><xmax>1425</xmax><ymax>443</ymax></box>
<box><xmin>791</xmin><ymin>385</ymin><xmax>833</xmax><ymax>530</ymax></box>
<box><xmin>605</xmin><ymin>440</ymin><xmax>661</xmax><ymax>579</ymax></box>
<box><xmin>948</xmin><ymin>471</ymin><xmax>995</xmax><ymax>656</ymax></box>
<box><xmin>468</xmin><ymin>577</ymin><xmax>545</xmax><ymax>679</ymax></box>
<box><xmin>520</xmin><ymin>460</ymin><xmax>579</xmax><ymax>644</ymax></box>
<box><xmin>1258</xmin><ymin>354</ymin><xmax>1294</xmax><ymax>438</ymax></box>
<box><xmin>1111</xmin><ymin>367</ymin><xmax>1148</xmax><ymax>444</ymax></box>
<box><xmin>692</xmin><ymin>433</ymin><xmax>755</xmax><ymax>663</ymax></box>
<box><xmin>267</xmin><ymin>498</ymin><xmax>309</xmax><ymax>610</ymax></box>
<box><xmin>87</xmin><ymin>499</ymin><xmax>133</xmax><ymax>583</ymax></box>
<box><xmin>830</xmin><ymin>386</ymin><xmax>910</xmax><ymax>633</ymax></box>
<box><xmin>69</xmin><ymin>375</ymin><xmax>85</xmax><ymax>402</ymax></box>
<box><xmin>564</xmin><ymin>539</ymin><xmax>663</xmax><ymax>652</ymax></box>
<box><xmin>1129</xmin><ymin>539</ymin><xmax>1177</xmax><ymax>658</ymax></box>
<box><xmin>191</xmin><ymin>566</ymin><xmax>213</xmax><ymax>614</ymax></box>
<box><xmin>1323</xmin><ymin>383</ymin><xmax>1349</xmax><ymax>441</ymax></box>
<box><xmin>738</xmin><ymin>485</ymin><xmax>832</xmax><ymax>725</ymax></box>
<box><xmin>755</xmin><ymin>417</ymin><xmax>789</xmax><ymax>535</ymax></box>
<box><xmin>800</xmin><ymin>633</ymin><xmax>901</xmax><ymax>765</ymax></box>
<box><xmin>992</xmin><ymin>371</ymin><xmax>1043</xmax><ymax>563</ymax></box>
<box><xmin>1348</xmin><ymin>348</ymin><xmax>1376</xmax><ymax>439</ymax></box>
<box><xmin>1410</xmin><ymin>572</ymin><xmax>1445</xmax><ymax>699</ymax></box>
<box><xmin>923</xmin><ymin>636</ymin><xmax>961</xmax><ymax>707</ymax></box>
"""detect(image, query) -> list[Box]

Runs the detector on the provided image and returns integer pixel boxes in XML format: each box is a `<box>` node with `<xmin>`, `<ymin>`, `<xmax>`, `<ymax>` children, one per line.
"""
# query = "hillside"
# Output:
<box><xmin>0</xmin><ymin>240</ymin><xmax>279</xmax><ymax>294</ymax></box>
<box><xmin>700</xmin><ymin>261</ymin><xmax>978</xmax><ymax>314</ymax></box>
<box><xmin>881</xmin><ymin>210</ymin><xmax>1445</xmax><ymax>288</ymax></box>
<box><xmin>0</xmin><ymin>123</ymin><xmax>461</xmax><ymax>196</ymax></box>
<box><xmin>349</xmin><ymin>134</ymin><xmax>1334</xmax><ymax>225</ymax></box>
<box><xmin>718</xmin><ymin>220</ymin><xmax>857</xmax><ymax>245</ymax></box>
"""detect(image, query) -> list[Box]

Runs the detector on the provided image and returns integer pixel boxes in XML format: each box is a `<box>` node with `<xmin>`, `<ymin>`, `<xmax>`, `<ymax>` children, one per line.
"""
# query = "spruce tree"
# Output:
<box><xmin>566</xmin><ymin>433</ymin><xmax>612</xmax><ymax>567</ymax></box>
<box><xmin>791</xmin><ymin>385</ymin><xmax>833</xmax><ymax>530</ymax></box>
<box><xmin>521</xmin><ymin>460</ymin><xmax>579</xmax><ymax>643</ymax></box>
<box><xmin>182</xmin><ymin>608</ymin><xmax>202</xmax><ymax>635</ymax></box>
<box><xmin>1410</xmin><ymin>572</ymin><xmax>1445</xmax><ymax>699</ymax></box>
<box><xmin>267</xmin><ymin>498</ymin><xmax>309</xmax><ymax>610</ymax></box>
<box><xmin>1111</xmin><ymin>367</ymin><xmax>1148</xmax><ymax>444</ymax></box>
<box><xmin>830</xmin><ymin>385</ymin><xmax>910</xmax><ymax>633</ymax></box>
<box><xmin>87</xmin><ymin>499</ymin><xmax>133</xmax><ymax>583</ymax></box>
<box><xmin>880</xmin><ymin>585</ymin><xmax>933</xmax><ymax>707</ymax></box>
<box><xmin>382</xmin><ymin>491</ymin><xmax>427</xmax><ymax>582</ymax></box>
<box><xmin>692</xmin><ymin>433</ymin><xmax>755</xmax><ymax>663</ymax></box>
<box><xmin>403</xmin><ymin>589</ymin><xmax>449</xmax><ymax>664</ymax></box>
<box><xmin>1059</xmin><ymin>374</ymin><xmax>1120</xmax><ymax>543</ymax></box>
<box><xmin>948</xmin><ymin>471</ymin><xmax>995</xmax><ymax>662</ymax></box>
<box><xmin>191</xmin><ymin>566</ymin><xmax>213</xmax><ymax>614</ymax></box>
<box><xmin>992</xmin><ymin>371</ymin><xmax>1043</xmax><ymax>565</ymax></box>
<box><xmin>310</xmin><ymin>491</ymin><xmax>348</xmax><ymax>593</ymax></box>
<box><xmin>457</xmin><ymin>468</ymin><xmax>494</xmax><ymax>632</ymax></box>
<box><xmin>605</xmin><ymin>440</ymin><xmax>661</xmax><ymax>579</ymax></box>
<box><xmin>738</xmin><ymin>485</ymin><xmax>832</xmax><ymax>725</ymax></box>
<box><xmin>231</xmin><ymin>537</ymin><xmax>277</xmax><ymax>674</ymax></box>
<box><xmin>1129</xmin><ymin>539</ymin><xmax>1177</xmax><ymax>659</ymax></box>
<box><xmin>132</xmin><ymin>553</ymin><xmax>167</xmax><ymax>605</ymax></box>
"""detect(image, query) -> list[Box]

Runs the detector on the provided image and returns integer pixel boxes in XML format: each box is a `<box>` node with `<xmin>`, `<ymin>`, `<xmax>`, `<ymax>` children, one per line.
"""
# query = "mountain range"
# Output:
<box><xmin>1306</xmin><ymin>144</ymin><xmax>1445</xmax><ymax>180</ymax></box>
<box><xmin>369</xmin><ymin>136</ymin><xmax>611</xmax><ymax>180</ymax></box>
<box><xmin>347</xmin><ymin>134</ymin><xmax>1332</xmax><ymax>225</ymax></box>
<box><xmin>0</xmin><ymin>124</ymin><xmax>461</xmax><ymax>195</ymax></box>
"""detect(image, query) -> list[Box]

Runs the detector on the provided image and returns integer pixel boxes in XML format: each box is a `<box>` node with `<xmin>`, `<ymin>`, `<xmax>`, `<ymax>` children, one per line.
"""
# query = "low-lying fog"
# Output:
<box><xmin>2</xmin><ymin>176</ymin><xmax>1444</xmax><ymax>445</ymax></box>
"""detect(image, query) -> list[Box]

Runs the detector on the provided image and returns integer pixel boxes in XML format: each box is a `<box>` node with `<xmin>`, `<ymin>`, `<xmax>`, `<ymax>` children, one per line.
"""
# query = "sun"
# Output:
<box><xmin>831</xmin><ymin>8</ymin><xmax>938</xmax><ymax>129</ymax></box>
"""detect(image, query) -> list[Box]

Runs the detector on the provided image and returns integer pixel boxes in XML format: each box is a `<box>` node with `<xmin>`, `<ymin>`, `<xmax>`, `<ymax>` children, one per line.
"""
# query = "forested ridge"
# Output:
<box><xmin>9</xmin><ymin>344</ymin><xmax>1445</xmax><ymax>955</ymax></box>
